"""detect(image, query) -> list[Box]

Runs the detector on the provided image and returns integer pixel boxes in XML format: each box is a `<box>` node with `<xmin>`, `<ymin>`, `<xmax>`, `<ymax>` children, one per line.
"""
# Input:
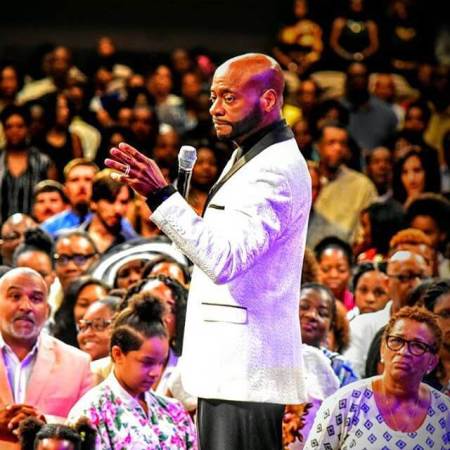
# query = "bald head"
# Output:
<box><xmin>210</xmin><ymin>53</ymin><xmax>285</xmax><ymax>143</ymax></box>
<box><xmin>216</xmin><ymin>53</ymin><xmax>285</xmax><ymax>99</ymax></box>
<box><xmin>0</xmin><ymin>267</ymin><xmax>48</xmax><ymax>347</ymax></box>
<box><xmin>0</xmin><ymin>267</ymin><xmax>47</xmax><ymax>294</ymax></box>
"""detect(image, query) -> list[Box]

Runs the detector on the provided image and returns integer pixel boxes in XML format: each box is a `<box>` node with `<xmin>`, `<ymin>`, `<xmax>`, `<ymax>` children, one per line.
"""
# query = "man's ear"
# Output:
<box><xmin>111</xmin><ymin>345</ymin><xmax>123</xmax><ymax>364</ymax></box>
<box><xmin>260</xmin><ymin>89</ymin><xmax>278</xmax><ymax>112</ymax></box>
<box><xmin>90</xmin><ymin>201</ymin><xmax>97</xmax><ymax>212</ymax></box>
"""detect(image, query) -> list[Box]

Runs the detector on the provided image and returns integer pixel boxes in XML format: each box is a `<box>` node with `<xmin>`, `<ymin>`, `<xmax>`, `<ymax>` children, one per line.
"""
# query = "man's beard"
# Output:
<box><xmin>216</xmin><ymin>101</ymin><xmax>263</xmax><ymax>142</ymax></box>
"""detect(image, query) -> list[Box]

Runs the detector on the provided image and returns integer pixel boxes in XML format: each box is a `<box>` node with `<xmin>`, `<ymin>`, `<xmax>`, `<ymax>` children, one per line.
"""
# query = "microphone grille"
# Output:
<box><xmin>178</xmin><ymin>146</ymin><xmax>197</xmax><ymax>170</ymax></box>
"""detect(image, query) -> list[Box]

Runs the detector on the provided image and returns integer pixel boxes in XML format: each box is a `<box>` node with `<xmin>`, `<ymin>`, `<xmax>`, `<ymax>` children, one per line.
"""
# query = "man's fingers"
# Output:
<box><xmin>118</xmin><ymin>142</ymin><xmax>149</xmax><ymax>164</ymax></box>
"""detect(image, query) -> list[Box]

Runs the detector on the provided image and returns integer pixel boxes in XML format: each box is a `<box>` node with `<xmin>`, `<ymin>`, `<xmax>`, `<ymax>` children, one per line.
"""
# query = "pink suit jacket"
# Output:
<box><xmin>0</xmin><ymin>333</ymin><xmax>94</xmax><ymax>449</ymax></box>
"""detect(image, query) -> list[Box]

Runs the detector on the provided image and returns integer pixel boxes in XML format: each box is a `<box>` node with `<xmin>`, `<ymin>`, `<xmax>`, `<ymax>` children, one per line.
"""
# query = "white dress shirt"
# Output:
<box><xmin>0</xmin><ymin>333</ymin><xmax>40</xmax><ymax>403</ymax></box>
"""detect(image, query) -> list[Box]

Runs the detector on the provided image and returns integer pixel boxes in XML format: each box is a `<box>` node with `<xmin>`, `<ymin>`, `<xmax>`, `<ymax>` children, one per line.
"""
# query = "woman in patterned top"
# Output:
<box><xmin>68</xmin><ymin>292</ymin><xmax>197</xmax><ymax>450</ymax></box>
<box><xmin>305</xmin><ymin>306</ymin><xmax>450</xmax><ymax>449</ymax></box>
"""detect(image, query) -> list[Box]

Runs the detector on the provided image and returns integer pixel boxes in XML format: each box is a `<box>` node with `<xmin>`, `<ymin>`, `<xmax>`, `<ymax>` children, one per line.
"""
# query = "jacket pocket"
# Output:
<box><xmin>200</xmin><ymin>302</ymin><xmax>247</xmax><ymax>324</ymax></box>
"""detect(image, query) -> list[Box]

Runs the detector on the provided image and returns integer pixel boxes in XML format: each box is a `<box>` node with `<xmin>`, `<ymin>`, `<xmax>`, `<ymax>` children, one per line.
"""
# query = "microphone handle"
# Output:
<box><xmin>177</xmin><ymin>169</ymin><xmax>193</xmax><ymax>199</ymax></box>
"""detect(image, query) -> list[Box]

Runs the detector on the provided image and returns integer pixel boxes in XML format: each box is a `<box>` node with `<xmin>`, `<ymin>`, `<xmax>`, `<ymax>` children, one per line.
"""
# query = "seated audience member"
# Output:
<box><xmin>406</xmin><ymin>193</ymin><xmax>450</xmax><ymax>278</ymax></box>
<box><xmin>273</xmin><ymin>0</ymin><xmax>323</xmax><ymax>78</ymax></box>
<box><xmin>306</xmin><ymin>307</ymin><xmax>450</xmax><ymax>449</ymax></box>
<box><xmin>351</xmin><ymin>261</ymin><xmax>389</xmax><ymax>317</ymax></box>
<box><xmin>392</xmin><ymin>148</ymin><xmax>441</xmax><ymax>207</ymax></box>
<box><xmin>0</xmin><ymin>214</ymin><xmax>37</xmax><ymax>266</ymax></box>
<box><xmin>0</xmin><ymin>105</ymin><xmax>57</xmax><ymax>225</ymax></box>
<box><xmin>365</xmin><ymin>146</ymin><xmax>394</xmax><ymax>200</ymax></box>
<box><xmin>13</xmin><ymin>228</ymin><xmax>55</xmax><ymax>291</ymax></box>
<box><xmin>341</xmin><ymin>63</ymin><xmax>397</xmax><ymax>152</ymax></box>
<box><xmin>372</xmin><ymin>73</ymin><xmax>405</xmax><ymax>127</ymax></box>
<box><xmin>329</xmin><ymin>0</ymin><xmax>379</xmax><ymax>69</ymax></box>
<box><xmin>19</xmin><ymin>416</ymin><xmax>96</xmax><ymax>450</ymax></box>
<box><xmin>54</xmin><ymin>230</ymin><xmax>99</xmax><ymax>293</ymax></box>
<box><xmin>32</xmin><ymin>180</ymin><xmax>69</xmax><ymax>224</ymax></box>
<box><xmin>313</xmin><ymin>121</ymin><xmax>378</xmax><ymax>241</ymax></box>
<box><xmin>68</xmin><ymin>293</ymin><xmax>197</xmax><ymax>449</ymax></box>
<box><xmin>423</xmin><ymin>280</ymin><xmax>450</xmax><ymax>395</ymax></box>
<box><xmin>344</xmin><ymin>250</ymin><xmax>429</xmax><ymax>376</ymax></box>
<box><xmin>41</xmin><ymin>159</ymin><xmax>99</xmax><ymax>238</ymax></box>
<box><xmin>113</xmin><ymin>258</ymin><xmax>147</xmax><ymax>290</ymax></box>
<box><xmin>353</xmin><ymin>199</ymin><xmax>405</xmax><ymax>262</ymax></box>
<box><xmin>364</xmin><ymin>280</ymin><xmax>435</xmax><ymax>380</ymax></box>
<box><xmin>389</xmin><ymin>227</ymin><xmax>436</xmax><ymax>277</ymax></box>
<box><xmin>187</xmin><ymin>145</ymin><xmax>220</xmax><ymax>215</ymax></box>
<box><xmin>77</xmin><ymin>296</ymin><xmax>120</xmax><ymax>362</ymax></box>
<box><xmin>38</xmin><ymin>93</ymin><xmax>83</xmax><ymax>181</ymax></box>
<box><xmin>300</xmin><ymin>282</ymin><xmax>358</xmax><ymax>387</ymax></box>
<box><xmin>79</xmin><ymin>169</ymin><xmax>137</xmax><ymax>253</ymax></box>
<box><xmin>0</xmin><ymin>268</ymin><xmax>93</xmax><ymax>449</ymax></box>
<box><xmin>315</xmin><ymin>236</ymin><xmax>354</xmax><ymax>311</ymax></box>
<box><xmin>52</xmin><ymin>276</ymin><xmax>110</xmax><ymax>348</ymax></box>
<box><xmin>0</xmin><ymin>63</ymin><xmax>22</xmax><ymax>113</ymax></box>
<box><xmin>142</xmin><ymin>256</ymin><xmax>191</xmax><ymax>287</ymax></box>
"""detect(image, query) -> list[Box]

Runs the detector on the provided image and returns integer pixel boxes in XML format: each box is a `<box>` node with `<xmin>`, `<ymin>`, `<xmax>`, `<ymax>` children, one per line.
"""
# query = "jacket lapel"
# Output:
<box><xmin>0</xmin><ymin>352</ymin><xmax>13</xmax><ymax>406</ymax></box>
<box><xmin>202</xmin><ymin>121</ymin><xmax>294</xmax><ymax>214</ymax></box>
<box><xmin>26</xmin><ymin>335</ymin><xmax>55</xmax><ymax>406</ymax></box>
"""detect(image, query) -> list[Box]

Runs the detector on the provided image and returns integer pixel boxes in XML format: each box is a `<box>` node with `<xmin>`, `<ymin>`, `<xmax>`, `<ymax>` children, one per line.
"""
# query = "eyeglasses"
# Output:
<box><xmin>386</xmin><ymin>335</ymin><xmax>436</xmax><ymax>356</ymax></box>
<box><xmin>54</xmin><ymin>253</ymin><xmax>96</xmax><ymax>266</ymax></box>
<box><xmin>77</xmin><ymin>318</ymin><xmax>112</xmax><ymax>333</ymax></box>
<box><xmin>387</xmin><ymin>273</ymin><xmax>428</xmax><ymax>283</ymax></box>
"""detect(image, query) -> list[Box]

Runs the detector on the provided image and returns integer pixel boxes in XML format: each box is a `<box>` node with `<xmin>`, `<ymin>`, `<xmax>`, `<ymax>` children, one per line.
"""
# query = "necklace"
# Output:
<box><xmin>381</xmin><ymin>379</ymin><xmax>421</xmax><ymax>433</ymax></box>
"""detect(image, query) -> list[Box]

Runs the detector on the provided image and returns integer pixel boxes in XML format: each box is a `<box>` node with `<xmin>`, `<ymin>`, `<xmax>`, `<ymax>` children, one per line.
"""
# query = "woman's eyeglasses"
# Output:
<box><xmin>54</xmin><ymin>253</ymin><xmax>96</xmax><ymax>266</ymax></box>
<box><xmin>385</xmin><ymin>335</ymin><xmax>436</xmax><ymax>356</ymax></box>
<box><xmin>77</xmin><ymin>318</ymin><xmax>112</xmax><ymax>333</ymax></box>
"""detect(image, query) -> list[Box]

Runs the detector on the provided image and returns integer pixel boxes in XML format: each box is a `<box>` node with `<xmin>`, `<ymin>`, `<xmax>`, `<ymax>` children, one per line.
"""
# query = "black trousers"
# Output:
<box><xmin>197</xmin><ymin>398</ymin><xmax>285</xmax><ymax>450</ymax></box>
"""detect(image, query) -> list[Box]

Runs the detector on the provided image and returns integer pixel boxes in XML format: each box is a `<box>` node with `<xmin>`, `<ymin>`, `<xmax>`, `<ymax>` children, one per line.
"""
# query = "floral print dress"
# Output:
<box><xmin>68</xmin><ymin>372</ymin><xmax>198</xmax><ymax>450</ymax></box>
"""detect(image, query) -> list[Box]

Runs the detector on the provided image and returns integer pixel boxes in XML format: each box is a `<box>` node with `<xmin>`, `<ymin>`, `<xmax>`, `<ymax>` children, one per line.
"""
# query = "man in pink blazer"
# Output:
<box><xmin>0</xmin><ymin>267</ymin><xmax>93</xmax><ymax>448</ymax></box>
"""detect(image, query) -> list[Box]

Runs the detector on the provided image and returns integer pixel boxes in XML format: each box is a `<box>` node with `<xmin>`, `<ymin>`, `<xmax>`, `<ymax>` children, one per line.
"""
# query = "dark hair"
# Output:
<box><xmin>0</xmin><ymin>104</ymin><xmax>31</xmax><ymax>127</ymax></box>
<box><xmin>365</xmin><ymin>146</ymin><xmax>392</xmax><ymax>167</ymax></box>
<box><xmin>13</xmin><ymin>228</ymin><xmax>54</xmax><ymax>268</ymax></box>
<box><xmin>365</xmin><ymin>200</ymin><xmax>406</xmax><ymax>255</ymax></box>
<box><xmin>111</xmin><ymin>292</ymin><xmax>167</xmax><ymax>355</ymax></box>
<box><xmin>122</xmin><ymin>274</ymin><xmax>188</xmax><ymax>356</ymax></box>
<box><xmin>314</xmin><ymin>119</ymin><xmax>348</xmax><ymax>143</ymax></box>
<box><xmin>300</xmin><ymin>282</ymin><xmax>337</xmax><ymax>325</ymax></box>
<box><xmin>392</xmin><ymin>149</ymin><xmax>440</xmax><ymax>204</ymax></box>
<box><xmin>33</xmin><ymin>179</ymin><xmax>69</xmax><ymax>203</ymax></box>
<box><xmin>405</xmin><ymin>193</ymin><xmax>450</xmax><ymax>248</ymax></box>
<box><xmin>314</xmin><ymin>236</ymin><xmax>353</xmax><ymax>267</ymax></box>
<box><xmin>352</xmin><ymin>261</ymin><xmax>387</xmax><ymax>292</ymax></box>
<box><xmin>55</xmin><ymin>229</ymin><xmax>99</xmax><ymax>255</ymax></box>
<box><xmin>141</xmin><ymin>255</ymin><xmax>191</xmax><ymax>285</ymax></box>
<box><xmin>405</xmin><ymin>99</ymin><xmax>432</xmax><ymax>126</ymax></box>
<box><xmin>97</xmin><ymin>295</ymin><xmax>121</xmax><ymax>313</ymax></box>
<box><xmin>0</xmin><ymin>62</ymin><xmax>24</xmax><ymax>92</ymax></box>
<box><xmin>91</xmin><ymin>169</ymin><xmax>132</xmax><ymax>203</ymax></box>
<box><xmin>404</xmin><ymin>279</ymin><xmax>435</xmax><ymax>307</ymax></box>
<box><xmin>423</xmin><ymin>279</ymin><xmax>450</xmax><ymax>312</ymax></box>
<box><xmin>19</xmin><ymin>416</ymin><xmax>96</xmax><ymax>450</ymax></box>
<box><xmin>53</xmin><ymin>276</ymin><xmax>110</xmax><ymax>347</ymax></box>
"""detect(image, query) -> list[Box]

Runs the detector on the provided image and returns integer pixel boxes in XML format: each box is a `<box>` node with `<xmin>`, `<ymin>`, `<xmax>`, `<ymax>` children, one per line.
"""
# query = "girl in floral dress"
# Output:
<box><xmin>68</xmin><ymin>292</ymin><xmax>198</xmax><ymax>450</ymax></box>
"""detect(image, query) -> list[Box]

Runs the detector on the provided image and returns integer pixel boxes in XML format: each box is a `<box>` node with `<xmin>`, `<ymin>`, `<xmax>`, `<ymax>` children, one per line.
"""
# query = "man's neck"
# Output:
<box><xmin>1</xmin><ymin>333</ymin><xmax>37</xmax><ymax>362</ymax></box>
<box><xmin>235</xmin><ymin>117</ymin><xmax>283</xmax><ymax>150</ymax></box>
<box><xmin>89</xmin><ymin>214</ymin><xmax>116</xmax><ymax>238</ymax></box>
<box><xmin>319</xmin><ymin>162</ymin><xmax>342</xmax><ymax>181</ymax></box>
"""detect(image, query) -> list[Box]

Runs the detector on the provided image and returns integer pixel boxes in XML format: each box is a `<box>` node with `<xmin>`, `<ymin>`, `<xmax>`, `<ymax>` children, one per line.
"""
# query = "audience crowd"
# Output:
<box><xmin>0</xmin><ymin>0</ymin><xmax>449</xmax><ymax>448</ymax></box>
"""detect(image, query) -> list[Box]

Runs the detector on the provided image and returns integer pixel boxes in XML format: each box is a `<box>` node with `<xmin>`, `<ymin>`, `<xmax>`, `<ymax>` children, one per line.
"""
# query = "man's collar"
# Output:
<box><xmin>238</xmin><ymin>119</ymin><xmax>287</xmax><ymax>155</ymax></box>
<box><xmin>0</xmin><ymin>332</ymin><xmax>41</xmax><ymax>357</ymax></box>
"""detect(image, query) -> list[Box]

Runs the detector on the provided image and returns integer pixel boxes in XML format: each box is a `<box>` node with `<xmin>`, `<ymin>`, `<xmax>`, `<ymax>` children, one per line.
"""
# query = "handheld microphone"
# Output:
<box><xmin>177</xmin><ymin>145</ymin><xmax>197</xmax><ymax>199</ymax></box>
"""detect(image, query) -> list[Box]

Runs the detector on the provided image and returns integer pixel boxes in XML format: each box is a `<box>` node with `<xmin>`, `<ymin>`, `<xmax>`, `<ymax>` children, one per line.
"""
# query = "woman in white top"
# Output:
<box><xmin>305</xmin><ymin>305</ymin><xmax>450</xmax><ymax>449</ymax></box>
